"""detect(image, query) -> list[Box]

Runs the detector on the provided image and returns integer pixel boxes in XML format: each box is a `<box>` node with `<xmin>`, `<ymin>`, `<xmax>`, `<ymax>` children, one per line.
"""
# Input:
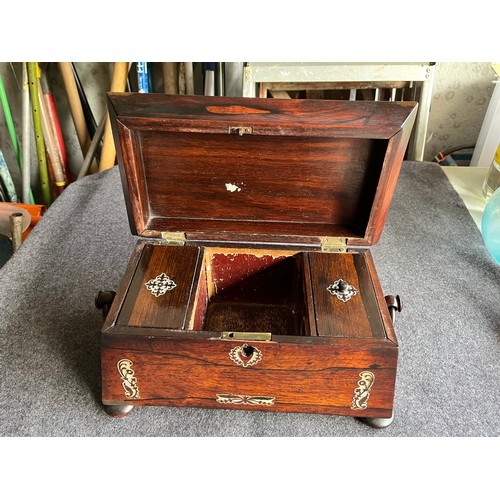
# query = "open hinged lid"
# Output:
<box><xmin>108</xmin><ymin>93</ymin><xmax>417</xmax><ymax>248</ymax></box>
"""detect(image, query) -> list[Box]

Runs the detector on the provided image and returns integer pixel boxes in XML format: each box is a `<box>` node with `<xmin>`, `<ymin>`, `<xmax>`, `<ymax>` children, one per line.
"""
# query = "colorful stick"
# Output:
<box><xmin>59</xmin><ymin>62</ymin><xmax>98</xmax><ymax>174</ymax></box>
<box><xmin>99</xmin><ymin>62</ymin><xmax>129</xmax><ymax>171</ymax></box>
<box><xmin>1</xmin><ymin>64</ymin><xmax>34</xmax><ymax>204</ymax></box>
<box><xmin>40</xmin><ymin>69</ymin><xmax>71</xmax><ymax>183</ymax></box>
<box><xmin>27</xmin><ymin>62</ymin><xmax>51</xmax><ymax>207</ymax></box>
<box><xmin>46</xmin><ymin>93</ymin><xmax>68</xmax><ymax>169</ymax></box>
<box><xmin>137</xmin><ymin>62</ymin><xmax>149</xmax><ymax>93</ymax></box>
<box><xmin>215</xmin><ymin>62</ymin><xmax>224</xmax><ymax>96</ymax></box>
<box><xmin>0</xmin><ymin>74</ymin><xmax>21</xmax><ymax>169</ymax></box>
<box><xmin>10</xmin><ymin>212</ymin><xmax>23</xmax><ymax>252</ymax></box>
<box><xmin>0</xmin><ymin>176</ymin><xmax>6</xmax><ymax>201</ymax></box>
<box><xmin>148</xmin><ymin>63</ymin><xmax>155</xmax><ymax>93</ymax></box>
<box><xmin>203</xmin><ymin>62</ymin><xmax>215</xmax><ymax>96</ymax></box>
<box><xmin>178</xmin><ymin>63</ymin><xmax>186</xmax><ymax>94</ymax></box>
<box><xmin>21</xmin><ymin>63</ymin><xmax>34</xmax><ymax>204</ymax></box>
<box><xmin>45</xmin><ymin>149</ymin><xmax>59</xmax><ymax>200</ymax></box>
<box><xmin>184</xmin><ymin>62</ymin><xmax>194</xmax><ymax>95</ymax></box>
<box><xmin>71</xmin><ymin>63</ymin><xmax>97</xmax><ymax>138</ymax></box>
<box><xmin>37</xmin><ymin>79</ymin><xmax>67</xmax><ymax>190</ymax></box>
<box><xmin>58</xmin><ymin>63</ymin><xmax>91</xmax><ymax>156</ymax></box>
<box><xmin>162</xmin><ymin>63</ymin><xmax>178</xmax><ymax>94</ymax></box>
<box><xmin>0</xmin><ymin>146</ymin><xmax>18</xmax><ymax>202</ymax></box>
<box><xmin>77</xmin><ymin>113</ymin><xmax>106</xmax><ymax>179</ymax></box>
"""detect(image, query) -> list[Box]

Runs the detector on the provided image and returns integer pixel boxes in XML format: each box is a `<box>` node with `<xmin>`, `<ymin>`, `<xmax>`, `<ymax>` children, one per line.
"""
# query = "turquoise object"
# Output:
<box><xmin>482</xmin><ymin>187</ymin><xmax>500</xmax><ymax>264</ymax></box>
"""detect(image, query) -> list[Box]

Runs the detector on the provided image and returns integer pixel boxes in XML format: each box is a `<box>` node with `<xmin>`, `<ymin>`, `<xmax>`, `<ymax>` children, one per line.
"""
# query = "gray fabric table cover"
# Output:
<box><xmin>0</xmin><ymin>161</ymin><xmax>498</xmax><ymax>437</ymax></box>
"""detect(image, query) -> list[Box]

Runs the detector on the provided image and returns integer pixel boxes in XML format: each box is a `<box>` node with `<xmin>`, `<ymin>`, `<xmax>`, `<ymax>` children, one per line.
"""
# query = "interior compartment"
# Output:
<box><xmin>189</xmin><ymin>248</ymin><xmax>312</xmax><ymax>336</ymax></box>
<box><xmin>115</xmin><ymin>242</ymin><xmax>387</xmax><ymax>340</ymax></box>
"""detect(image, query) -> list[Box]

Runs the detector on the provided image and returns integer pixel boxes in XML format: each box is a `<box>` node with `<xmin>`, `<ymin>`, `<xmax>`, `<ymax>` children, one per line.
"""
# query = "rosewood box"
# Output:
<box><xmin>97</xmin><ymin>92</ymin><xmax>417</xmax><ymax>428</ymax></box>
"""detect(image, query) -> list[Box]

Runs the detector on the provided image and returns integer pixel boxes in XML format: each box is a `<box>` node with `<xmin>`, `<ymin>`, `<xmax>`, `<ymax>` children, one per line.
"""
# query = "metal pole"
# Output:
<box><xmin>225</xmin><ymin>62</ymin><xmax>244</xmax><ymax>97</ymax></box>
<box><xmin>77</xmin><ymin>113</ymin><xmax>106</xmax><ymax>179</ymax></box>
<box><xmin>184</xmin><ymin>63</ymin><xmax>194</xmax><ymax>95</ymax></box>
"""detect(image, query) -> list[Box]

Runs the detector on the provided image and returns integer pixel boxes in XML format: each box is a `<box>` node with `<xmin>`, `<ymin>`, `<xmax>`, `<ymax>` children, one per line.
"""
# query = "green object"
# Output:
<box><xmin>27</xmin><ymin>62</ymin><xmax>51</xmax><ymax>207</ymax></box>
<box><xmin>0</xmin><ymin>72</ymin><xmax>35</xmax><ymax>204</ymax></box>
<box><xmin>0</xmin><ymin>74</ymin><xmax>21</xmax><ymax>169</ymax></box>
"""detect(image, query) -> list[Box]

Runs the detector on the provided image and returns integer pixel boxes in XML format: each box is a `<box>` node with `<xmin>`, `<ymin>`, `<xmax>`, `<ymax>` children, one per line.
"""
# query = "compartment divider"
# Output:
<box><xmin>303</xmin><ymin>252</ymin><xmax>318</xmax><ymax>337</ymax></box>
<box><xmin>186</xmin><ymin>247</ymin><xmax>208</xmax><ymax>330</ymax></box>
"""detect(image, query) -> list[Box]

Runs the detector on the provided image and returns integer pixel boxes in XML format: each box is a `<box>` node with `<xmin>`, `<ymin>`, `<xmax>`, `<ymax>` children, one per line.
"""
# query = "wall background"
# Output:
<box><xmin>424</xmin><ymin>62</ymin><xmax>496</xmax><ymax>162</ymax></box>
<box><xmin>0</xmin><ymin>61</ymin><xmax>497</xmax><ymax>205</ymax></box>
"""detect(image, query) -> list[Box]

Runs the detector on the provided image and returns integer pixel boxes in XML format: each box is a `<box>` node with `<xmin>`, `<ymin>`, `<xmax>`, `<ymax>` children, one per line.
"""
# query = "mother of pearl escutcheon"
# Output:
<box><xmin>229</xmin><ymin>344</ymin><xmax>263</xmax><ymax>367</ymax></box>
<box><xmin>145</xmin><ymin>272</ymin><xmax>177</xmax><ymax>297</ymax></box>
<box><xmin>327</xmin><ymin>278</ymin><xmax>358</xmax><ymax>302</ymax></box>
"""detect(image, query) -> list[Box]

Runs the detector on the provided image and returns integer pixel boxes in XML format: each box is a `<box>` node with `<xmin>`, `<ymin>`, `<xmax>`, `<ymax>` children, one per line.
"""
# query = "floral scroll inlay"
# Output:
<box><xmin>351</xmin><ymin>371</ymin><xmax>375</xmax><ymax>410</ymax></box>
<box><xmin>117</xmin><ymin>359</ymin><xmax>140</xmax><ymax>399</ymax></box>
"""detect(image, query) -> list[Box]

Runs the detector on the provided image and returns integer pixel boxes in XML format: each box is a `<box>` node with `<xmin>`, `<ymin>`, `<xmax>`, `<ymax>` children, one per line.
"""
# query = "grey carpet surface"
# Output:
<box><xmin>1</xmin><ymin>162</ymin><xmax>499</xmax><ymax>436</ymax></box>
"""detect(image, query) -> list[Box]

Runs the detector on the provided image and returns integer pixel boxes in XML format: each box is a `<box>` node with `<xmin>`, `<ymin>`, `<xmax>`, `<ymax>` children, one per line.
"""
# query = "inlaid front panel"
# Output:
<box><xmin>101</xmin><ymin>337</ymin><xmax>397</xmax><ymax>417</ymax></box>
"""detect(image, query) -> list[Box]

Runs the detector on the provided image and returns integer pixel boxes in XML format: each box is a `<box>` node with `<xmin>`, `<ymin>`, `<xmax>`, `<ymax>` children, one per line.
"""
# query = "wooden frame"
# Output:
<box><xmin>242</xmin><ymin>62</ymin><xmax>434</xmax><ymax>161</ymax></box>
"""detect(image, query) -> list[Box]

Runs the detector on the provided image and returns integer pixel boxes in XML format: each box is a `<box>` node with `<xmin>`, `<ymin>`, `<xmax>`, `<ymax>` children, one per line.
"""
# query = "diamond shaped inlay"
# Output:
<box><xmin>327</xmin><ymin>279</ymin><xmax>357</xmax><ymax>302</ymax></box>
<box><xmin>145</xmin><ymin>273</ymin><xmax>177</xmax><ymax>297</ymax></box>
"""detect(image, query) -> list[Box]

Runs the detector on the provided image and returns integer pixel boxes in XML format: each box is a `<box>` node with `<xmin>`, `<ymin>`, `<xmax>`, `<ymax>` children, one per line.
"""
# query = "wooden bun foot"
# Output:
<box><xmin>359</xmin><ymin>413</ymin><xmax>394</xmax><ymax>429</ymax></box>
<box><xmin>104</xmin><ymin>404</ymin><xmax>135</xmax><ymax>418</ymax></box>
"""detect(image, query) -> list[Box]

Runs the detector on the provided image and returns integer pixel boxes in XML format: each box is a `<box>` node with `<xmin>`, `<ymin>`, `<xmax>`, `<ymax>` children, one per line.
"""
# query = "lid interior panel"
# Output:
<box><xmin>109</xmin><ymin>93</ymin><xmax>417</xmax><ymax>244</ymax></box>
<box><xmin>128</xmin><ymin>128</ymin><xmax>388</xmax><ymax>239</ymax></box>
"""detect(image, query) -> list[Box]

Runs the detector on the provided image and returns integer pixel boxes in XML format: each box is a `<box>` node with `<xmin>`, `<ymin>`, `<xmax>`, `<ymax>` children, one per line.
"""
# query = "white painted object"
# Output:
<box><xmin>225</xmin><ymin>183</ymin><xmax>242</xmax><ymax>192</ymax></box>
<box><xmin>471</xmin><ymin>67</ymin><xmax>500</xmax><ymax>167</ymax></box>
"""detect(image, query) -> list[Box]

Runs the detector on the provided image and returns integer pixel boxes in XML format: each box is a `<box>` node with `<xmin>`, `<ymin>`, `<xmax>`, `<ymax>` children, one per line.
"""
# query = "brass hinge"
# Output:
<box><xmin>229</xmin><ymin>126</ymin><xmax>253</xmax><ymax>136</ymax></box>
<box><xmin>221</xmin><ymin>331</ymin><xmax>272</xmax><ymax>341</ymax></box>
<box><xmin>161</xmin><ymin>231</ymin><xmax>186</xmax><ymax>246</ymax></box>
<box><xmin>321</xmin><ymin>237</ymin><xmax>347</xmax><ymax>253</ymax></box>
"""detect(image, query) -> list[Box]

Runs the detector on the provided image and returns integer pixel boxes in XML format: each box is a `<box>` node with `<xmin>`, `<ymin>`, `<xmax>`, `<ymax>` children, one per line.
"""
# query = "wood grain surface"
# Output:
<box><xmin>102</xmin><ymin>336</ymin><xmax>397</xmax><ymax>417</ymax></box>
<box><xmin>100</xmin><ymin>93</ymin><xmax>412</xmax><ymax>418</ymax></box>
<box><xmin>309</xmin><ymin>252</ymin><xmax>376</xmax><ymax>338</ymax></box>
<box><xmin>108</xmin><ymin>92</ymin><xmax>416</xmax><ymax>136</ymax></box>
<box><xmin>117</xmin><ymin>244</ymin><xmax>200</xmax><ymax>329</ymax></box>
<box><xmin>108</xmin><ymin>93</ymin><xmax>417</xmax><ymax>245</ymax></box>
<box><xmin>140</xmin><ymin>131</ymin><xmax>385</xmax><ymax>227</ymax></box>
<box><xmin>102</xmin><ymin>243</ymin><xmax>398</xmax><ymax>418</ymax></box>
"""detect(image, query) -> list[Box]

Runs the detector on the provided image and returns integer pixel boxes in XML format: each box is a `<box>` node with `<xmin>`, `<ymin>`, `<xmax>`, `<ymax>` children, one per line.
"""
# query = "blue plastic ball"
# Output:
<box><xmin>482</xmin><ymin>186</ymin><xmax>500</xmax><ymax>264</ymax></box>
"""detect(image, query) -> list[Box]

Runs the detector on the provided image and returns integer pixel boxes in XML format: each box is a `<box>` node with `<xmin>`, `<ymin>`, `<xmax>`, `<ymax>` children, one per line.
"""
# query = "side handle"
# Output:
<box><xmin>385</xmin><ymin>295</ymin><xmax>403</xmax><ymax>325</ymax></box>
<box><xmin>95</xmin><ymin>290</ymin><xmax>116</xmax><ymax>320</ymax></box>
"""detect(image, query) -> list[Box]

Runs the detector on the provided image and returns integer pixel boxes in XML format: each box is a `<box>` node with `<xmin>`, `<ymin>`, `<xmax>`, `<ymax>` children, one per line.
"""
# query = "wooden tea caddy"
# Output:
<box><xmin>96</xmin><ymin>92</ymin><xmax>417</xmax><ymax>428</ymax></box>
